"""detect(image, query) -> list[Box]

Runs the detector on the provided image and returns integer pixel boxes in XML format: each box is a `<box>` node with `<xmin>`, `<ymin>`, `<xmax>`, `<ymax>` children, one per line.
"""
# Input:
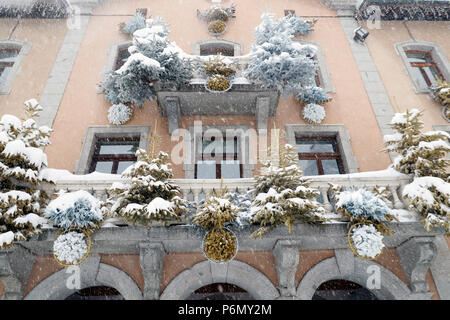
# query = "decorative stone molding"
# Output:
<box><xmin>273</xmin><ymin>240</ymin><xmax>300</xmax><ymax>298</ymax></box>
<box><xmin>98</xmin><ymin>40</ymin><xmax>132</xmax><ymax>93</ymax></box>
<box><xmin>0</xmin><ymin>252</ymin><xmax>22</xmax><ymax>300</ymax></box>
<box><xmin>24</xmin><ymin>256</ymin><xmax>143</xmax><ymax>300</ymax></box>
<box><xmin>155</xmin><ymin>82</ymin><xmax>279</xmax><ymax>134</ymax></box>
<box><xmin>0</xmin><ymin>40</ymin><xmax>32</xmax><ymax>95</ymax></box>
<box><xmin>160</xmin><ymin>260</ymin><xmax>279</xmax><ymax>300</ymax></box>
<box><xmin>296</xmin><ymin>256</ymin><xmax>413</xmax><ymax>300</ymax></box>
<box><xmin>139</xmin><ymin>242</ymin><xmax>165</xmax><ymax>300</ymax></box>
<box><xmin>397</xmin><ymin>237</ymin><xmax>437</xmax><ymax>294</ymax></box>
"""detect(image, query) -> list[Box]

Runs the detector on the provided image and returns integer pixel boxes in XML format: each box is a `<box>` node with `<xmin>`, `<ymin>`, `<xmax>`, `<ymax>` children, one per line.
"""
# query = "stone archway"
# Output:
<box><xmin>24</xmin><ymin>256</ymin><xmax>142</xmax><ymax>300</ymax></box>
<box><xmin>160</xmin><ymin>260</ymin><xmax>279</xmax><ymax>300</ymax></box>
<box><xmin>296</xmin><ymin>252</ymin><xmax>411</xmax><ymax>300</ymax></box>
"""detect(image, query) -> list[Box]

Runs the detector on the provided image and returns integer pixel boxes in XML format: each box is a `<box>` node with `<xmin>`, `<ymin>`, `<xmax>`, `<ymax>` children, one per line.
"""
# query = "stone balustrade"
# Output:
<box><xmin>41</xmin><ymin>171</ymin><xmax>413</xmax><ymax>222</ymax></box>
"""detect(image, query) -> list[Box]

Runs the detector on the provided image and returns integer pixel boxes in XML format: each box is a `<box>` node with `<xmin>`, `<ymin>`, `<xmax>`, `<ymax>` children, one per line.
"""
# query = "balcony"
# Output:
<box><xmin>30</xmin><ymin>170</ymin><xmax>441</xmax><ymax>255</ymax></box>
<box><xmin>155</xmin><ymin>56</ymin><xmax>280</xmax><ymax>134</ymax></box>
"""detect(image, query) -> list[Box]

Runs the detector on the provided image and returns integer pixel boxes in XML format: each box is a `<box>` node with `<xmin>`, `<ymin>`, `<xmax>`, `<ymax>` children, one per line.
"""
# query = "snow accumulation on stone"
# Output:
<box><xmin>0</xmin><ymin>231</ymin><xmax>14</xmax><ymax>247</ymax></box>
<box><xmin>13</xmin><ymin>213</ymin><xmax>47</xmax><ymax>228</ymax></box>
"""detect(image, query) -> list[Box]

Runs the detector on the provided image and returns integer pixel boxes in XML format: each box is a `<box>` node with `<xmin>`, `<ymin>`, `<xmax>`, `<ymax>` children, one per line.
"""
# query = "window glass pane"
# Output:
<box><xmin>0</xmin><ymin>49</ymin><xmax>18</xmax><ymax>62</ymax></box>
<box><xmin>299</xmin><ymin>159</ymin><xmax>318</xmax><ymax>176</ymax></box>
<box><xmin>200</xmin><ymin>139</ymin><xmax>222</xmax><ymax>155</ymax></box>
<box><xmin>322</xmin><ymin>159</ymin><xmax>341</xmax><ymax>175</ymax></box>
<box><xmin>117</xmin><ymin>161</ymin><xmax>135</xmax><ymax>174</ymax></box>
<box><xmin>423</xmin><ymin>66</ymin><xmax>441</xmax><ymax>86</ymax></box>
<box><xmin>197</xmin><ymin>160</ymin><xmax>216</xmax><ymax>179</ymax></box>
<box><xmin>0</xmin><ymin>67</ymin><xmax>12</xmax><ymax>86</ymax></box>
<box><xmin>221</xmin><ymin>160</ymin><xmax>240</xmax><ymax>179</ymax></box>
<box><xmin>223</xmin><ymin>139</ymin><xmax>237</xmax><ymax>154</ymax></box>
<box><xmin>406</xmin><ymin>51</ymin><xmax>431</xmax><ymax>63</ymax></box>
<box><xmin>296</xmin><ymin>140</ymin><xmax>335</xmax><ymax>153</ymax></box>
<box><xmin>99</xmin><ymin>143</ymin><xmax>138</xmax><ymax>155</ymax></box>
<box><xmin>94</xmin><ymin>161</ymin><xmax>114</xmax><ymax>173</ymax></box>
<box><xmin>410</xmin><ymin>67</ymin><xmax>429</xmax><ymax>88</ymax></box>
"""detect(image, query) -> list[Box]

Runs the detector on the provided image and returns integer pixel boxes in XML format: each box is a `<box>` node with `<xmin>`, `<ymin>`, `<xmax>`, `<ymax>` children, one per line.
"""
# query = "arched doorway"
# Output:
<box><xmin>65</xmin><ymin>286</ymin><xmax>124</xmax><ymax>300</ymax></box>
<box><xmin>186</xmin><ymin>283</ymin><xmax>254</xmax><ymax>300</ymax></box>
<box><xmin>312</xmin><ymin>280</ymin><xmax>378</xmax><ymax>300</ymax></box>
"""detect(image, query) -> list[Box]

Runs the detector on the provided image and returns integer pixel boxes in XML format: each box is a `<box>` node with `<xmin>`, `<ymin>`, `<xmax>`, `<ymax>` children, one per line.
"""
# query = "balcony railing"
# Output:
<box><xmin>41</xmin><ymin>170</ymin><xmax>415</xmax><ymax>224</ymax></box>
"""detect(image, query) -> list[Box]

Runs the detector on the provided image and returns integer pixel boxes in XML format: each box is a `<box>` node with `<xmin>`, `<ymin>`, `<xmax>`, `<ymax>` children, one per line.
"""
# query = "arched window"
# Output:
<box><xmin>312</xmin><ymin>280</ymin><xmax>378</xmax><ymax>300</ymax></box>
<box><xmin>186</xmin><ymin>283</ymin><xmax>254</xmax><ymax>300</ymax></box>
<box><xmin>65</xmin><ymin>286</ymin><xmax>124</xmax><ymax>300</ymax></box>
<box><xmin>396</xmin><ymin>40</ymin><xmax>449</xmax><ymax>93</ymax></box>
<box><xmin>0</xmin><ymin>40</ymin><xmax>31</xmax><ymax>94</ymax></box>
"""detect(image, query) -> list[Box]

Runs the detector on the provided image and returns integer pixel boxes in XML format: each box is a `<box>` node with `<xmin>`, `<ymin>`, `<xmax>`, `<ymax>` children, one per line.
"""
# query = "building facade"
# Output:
<box><xmin>0</xmin><ymin>0</ymin><xmax>449</xmax><ymax>300</ymax></box>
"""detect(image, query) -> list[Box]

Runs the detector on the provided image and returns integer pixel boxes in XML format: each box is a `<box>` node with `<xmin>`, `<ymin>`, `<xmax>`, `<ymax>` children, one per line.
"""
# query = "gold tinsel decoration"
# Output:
<box><xmin>206</xmin><ymin>74</ymin><xmax>230</xmax><ymax>92</ymax></box>
<box><xmin>208</xmin><ymin>20</ymin><xmax>226</xmax><ymax>34</ymax></box>
<box><xmin>202</xmin><ymin>228</ymin><xmax>237</xmax><ymax>263</ymax></box>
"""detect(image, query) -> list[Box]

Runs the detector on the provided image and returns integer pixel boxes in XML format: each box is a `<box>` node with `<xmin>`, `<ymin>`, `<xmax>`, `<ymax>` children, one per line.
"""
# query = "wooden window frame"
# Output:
<box><xmin>194</xmin><ymin>135</ymin><xmax>243</xmax><ymax>179</ymax></box>
<box><xmin>405</xmin><ymin>50</ymin><xmax>444</xmax><ymax>86</ymax></box>
<box><xmin>89</xmin><ymin>137</ymin><xmax>139</xmax><ymax>174</ymax></box>
<box><xmin>296</xmin><ymin>136</ymin><xmax>345</xmax><ymax>175</ymax></box>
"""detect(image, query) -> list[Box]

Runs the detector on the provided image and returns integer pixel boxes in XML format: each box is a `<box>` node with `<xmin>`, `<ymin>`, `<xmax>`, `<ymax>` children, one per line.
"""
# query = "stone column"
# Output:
<box><xmin>397</xmin><ymin>237</ymin><xmax>437</xmax><ymax>296</ymax></box>
<box><xmin>139</xmin><ymin>242</ymin><xmax>166</xmax><ymax>300</ymax></box>
<box><xmin>0</xmin><ymin>251</ymin><xmax>22</xmax><ymax>300</ymax></box>
<box><xmin>164</xmin><ymin>97</ymin><xmax>181</xmax><ymax>135</ymax></box>
<box><xmin>273</xmin><ymin>240</ymin><xmax>300</xmax><ymax>299</ymax></box>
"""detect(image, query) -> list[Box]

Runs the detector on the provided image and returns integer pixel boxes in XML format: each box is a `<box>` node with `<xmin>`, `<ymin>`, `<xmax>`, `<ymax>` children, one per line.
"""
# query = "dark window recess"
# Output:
<box><xmin>405</xmin><ymin>50</ymin><xmax>444</xmax><ymax>87</ymax></box>
<box><xmin>65</xmin><ymin>286</ymin><xmax>124</xmax><ymax>300</ymax></box>
<box><xmin>285</xmin><ymin>10</ymin><xmax>296</xmax><ymax>16</ymax></box>
<box><xmin>0</xmin><ymin>48</ymin><xmax>19</xmax><ymax>86</ymax></box>
<box><xmin>312</xmin><ymin>280</ymin><xmax>378</xmax><ymax>300</ymax></box>
<box><xmin>296</xmin><ymin>136</ymin><xmax>345</xmax><ymax>176</ymax></box>
<box><xmin>115</xmin><ymin>47</ymin><xmax>131</xmax><ymax>70</ymax></box>
<box><xmin>195</xmin><ymin>135</ymin><xmax>242</xmax><ymax>179</ymax></box>
<box><xmin>200</xmin><ymin>44</ymin><xmax>234</xmax><ymax>56</ymax></box>
<box><xmin>89</xmin><ymin>137</ymin><xmax>139</xmax><ymax>174</ymax></box>
<box><xmin>187</xmin><ymin>283</ymin><xmax>254</xmax><ymax>300</ymax></box>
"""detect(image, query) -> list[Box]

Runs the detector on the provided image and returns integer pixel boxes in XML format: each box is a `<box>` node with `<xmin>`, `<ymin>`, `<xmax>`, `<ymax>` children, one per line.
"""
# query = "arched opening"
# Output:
<box><xmin>186</xmin><ymin>283</ymin><xmax>254</xmax><ymax>300</ymax></box>
<box><xmin>64</xmin><ymin>286</ymin><xmax>124</xmax><ymax>300</ymax></box>
<box><xmin>312</xmin><ymin>280</ymin><xmax>378</xmax><ymax>300</ymax></box>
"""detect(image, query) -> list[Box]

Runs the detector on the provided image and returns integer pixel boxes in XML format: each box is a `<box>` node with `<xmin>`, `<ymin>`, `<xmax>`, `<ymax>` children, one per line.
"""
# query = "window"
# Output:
<box><xmin>405</xmin><ymin>50</ymin><xmax>444</xmax><ymax>87</ymax></box>
<box><xmin>296</xmin><ymin>137</ymin><xmax>344</xmax><ymax>175</ymax></box>
<box><xmin>114</xmin><ymin>46</ymin><xmax>131</xmax><ymax>71</ymax></box>
<box><xmin>284</xmin><ymin>10</ymin><xmax>295</xmax><ymax>16</ymax></box>
<box><xmin>395</xmin><ymin>41</ymin><xmax>449</xmax><ymax>93</ymax></box>
<box><xmin>192</xmin><ymin>39</ymin><xmax>241</xmax><ymax>57</ymax></box>
<box><xmin>89</xmin><ymin>137</ymin><xmax>139</xmax><ymax>174</ymax></box>
<box><xmin>0</xmin><ymin>40</ymin><xmax>31</xmax><ymax>95</ymax></box>
<box><xmin>0</xmin><ymin>48</ymin><xmax>19</xmax><ymax>87</ymax></box>
<box><xmin>183</xmin><ymin>125</ymin><xmax>254</xmax><ymax>179</ymax></box>
<box><xmin>75</xmin><ymin>126</ymin><xmax>150</xmax><ymax>175</ymax></box>
<box><xmin>285</xmin><ymin>124</ymin><xmax>359</xmax><ymax>174</ymax></box>
<box><xmin>195</xmin><ymin>135</ymin><xmax>241</xmax><ymax>179</ymax></box>
<box><xmin>293</xmin><ymin>40</ymin><xmax>334</xmax><ymax>93</ymax></box>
